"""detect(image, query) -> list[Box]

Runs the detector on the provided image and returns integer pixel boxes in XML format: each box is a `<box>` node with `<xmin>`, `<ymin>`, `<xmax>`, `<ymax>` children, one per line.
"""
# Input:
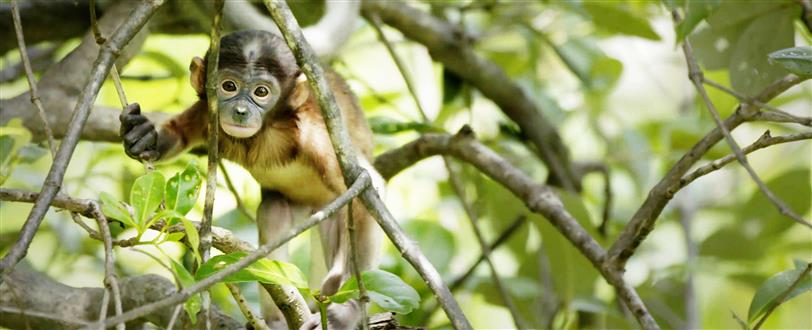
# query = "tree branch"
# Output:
<box><xmin>263</xmin><ymin>1</ymin><xmax>473</xmax><ymax>329</ymax></box>
<box><xmin>372</xmin><ymin>128</ymin><xmax>659</xmax><ymax>329</ymax></box>
<box><xmin>605</xmin><ymin>73</ymin><xmax>808</xmax><ymax>270</ymax></box>
<box><xmin>0</xmin><ymin>264</ymin><xmax>241</xmax><ymax>329</ymax></box>
<box><xmin>677</xmin><ymin>131</ymin><xmax>812</xmax><ymax>190</ymax></box>
<box><xmin>89</xmin><ymin>173</ymin><xmax>370</xmax><ymax>328</ymax></box>
<box><xmin>0</xmin><ymin>0</ymin><xmax>164</xmax><ymax>278</ymax></box>
<box><xmin>361</xmin><ymin>1</ymin><xmax>578</xmax><ymax>191</ymax></box>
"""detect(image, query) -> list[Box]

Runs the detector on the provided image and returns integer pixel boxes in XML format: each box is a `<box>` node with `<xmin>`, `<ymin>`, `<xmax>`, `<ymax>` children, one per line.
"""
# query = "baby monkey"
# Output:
<box><xmin>120</xmin><ymin>30</ymin><xmax>383</xmax><ymax>330</ymax></box>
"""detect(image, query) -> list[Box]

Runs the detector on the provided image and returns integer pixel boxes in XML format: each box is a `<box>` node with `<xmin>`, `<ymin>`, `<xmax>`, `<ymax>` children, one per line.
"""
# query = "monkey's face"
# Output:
<box><xmin>212</xmin><ymin>30</ymin><xmax>299</xmax><ymax>139</ymax></box>
<box><xmin>217</xmin><ymin>70</ymin><xmax>282</xmax><ymax>138</ymax></box>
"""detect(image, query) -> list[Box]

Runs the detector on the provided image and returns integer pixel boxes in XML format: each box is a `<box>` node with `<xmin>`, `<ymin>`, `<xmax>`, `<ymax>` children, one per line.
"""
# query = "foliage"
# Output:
<box><xmin>1</xmin><ymin>0</ymin><xmax>810</xmax><ymax>329</ymax></box>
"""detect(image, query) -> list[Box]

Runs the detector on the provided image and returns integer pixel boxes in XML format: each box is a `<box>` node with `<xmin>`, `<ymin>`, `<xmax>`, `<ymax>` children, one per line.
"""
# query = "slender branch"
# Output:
<box><xmin>348</xmin><ymin>200</ymin><xmax>370</xmax><ymax>330</ymax></box>
<box><xmin>577</xmin><ymin>162</ymin><xmax>613</xmax><ymax>237</ymax></box>
<box><xmin>678</xmin><ymin>131</ymin><xmax>812</xmax><ymax>190</ymax></box>
<box><xmin>92</xmin><ymin>207</ymin><xmax>125</xmax><ymax>330</ymax></box>
<box><xmin>373</xmin><ymin>128</ymin><xmax>659</xmax><ymax>329</ymax></box>
<box><xmin>752</xmin><ymin>262</ymin><xmax>812</xmax><ymax>330</ymax></box>
<box><xmin>10</xmin><ymin>0</ymin><xmax>57</xmax><ymax>157</ymax></box>
<box><xmin>227</xmin><ymin>283</ymin><xmax>270</xmax><ymax>330</ymax></box>
<box><xmin>750</xmin><ymin>111</ymin><xmax>812</xmax><ymax>127</ymax></box>
<box><xmin>678</xmin><ymin>12</ymin><xmax>811</xmax><ymax>229</ymax></box>
<box><xmin>165</xmin><ymin>305</ymin><xmax>182</xmax><ymax>330</ymax></box>
<box><xmin>605</xmin><ymin>73</ymin><xmax>807</xmax><ymax>269</ymax></box>
<box><xmin>89</xmin><ymin>173</ymin><xmax>369</xmax><ymax>328</ymax></box>
<box><xmin>449</xmin><ymin>216</ymin><xmax>526</xmax><ymax>291</ymax></box>
<box><xmin>361</xmin><ymin>1</ymin><xmax>578</xmax><ymax>191</ymax></box>
<box><xmin>0</xmin><ymin>0</ymin><xmax>165</xmax><ymax>279</ymax></box>
<box><xmin>89</xmin><ymin>0</ymin><xmax>128</xmax><ymax>109</ymax></box>
<box><xmin>219</xmin><ymin>161</ymin><xmax>255</xmax><ymax>221</ymax></box>
<box><xmin>368</xmin><ymin>12</ymin><xmax>524</xmax><ymax>327</ymax></box>
<box><xmin>263</xmin><ymin>2</ymin><xmax>473</xmax><ymax>329</ymax></box>
<box><xmin>447</xmin><ymin>161</ymin><xmax>527</xmax><ymax>329</ymax></box>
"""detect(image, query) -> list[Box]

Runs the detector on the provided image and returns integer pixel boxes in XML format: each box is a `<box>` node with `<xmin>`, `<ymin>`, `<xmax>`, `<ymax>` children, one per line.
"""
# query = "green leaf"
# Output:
<box><xmin>179</xmin><ymin>217</ymin><xmax>201</xmax><ymax>266</ymax></box>
<box><xmin>166</xmin><ymin>162</ymin><xmax>202</xmax><ymax>215</ymax></box>
<box><xmin>675</xmin><ymin>0</ymin><xmax>721</xmax><ymax>42</ymax></box>
<box><xmin>99</xmin><ymin>192</ymin><xmax>137</xmax><ymax>229</ymax></box>
<box><xmin>747</xmin><ymin>264</ymin><xmax>812</xmax><ymax>322</ymax></box>
<box><xmin>739</xmin><ymin>169</ymin><xmax>811</xmax><ymax>235</ymax></box>
<box><xmin>728</xmin><ymin>6</ymin><xmax>798</xmax><ymax>96</ymax></box>
<box><xmin>195</xmin><ymin>252</ymin><xmax>308</xmax><ymax>288</ymax></box>
<box><xmin>768</xmin><ymin>46</ymin><xmax>812</xmax><ymax>77</ymax></box>
<box><xmin>163</xmin><ymin>232</ymin><xmax>186</xmax><ymax>242</ymax></box>
<box><xmin>130</xmin><ymin>171</ymin><xmax>166</xmax><ymax>230</ymax></box>
<box><xmin>583</xmin><ymin>3</ymin><xmax>660</xmax><ymax>40</ymax></box>
<box><xmin>332</xmin><ymin>270</ymin><xmax>420</xmax><ymax>314</ymax></box>
<box><xmin>170</xmin><ymin>259</ymin><xmax>201</xmax><ymax>324</ymax></box>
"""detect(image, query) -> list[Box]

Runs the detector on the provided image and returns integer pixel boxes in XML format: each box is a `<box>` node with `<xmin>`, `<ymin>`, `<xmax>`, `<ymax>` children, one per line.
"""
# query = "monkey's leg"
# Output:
<box><xmin>257</xmin><ymin>190</ymin><xmax>296</xmax><ymax>328</ymax></box>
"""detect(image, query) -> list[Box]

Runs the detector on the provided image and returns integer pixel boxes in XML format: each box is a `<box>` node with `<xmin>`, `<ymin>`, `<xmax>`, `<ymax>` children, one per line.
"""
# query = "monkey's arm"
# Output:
<box><xmin>120</xmin><ymin>101</ymin><xmax>208</xmax><ymax>162</ymax></box>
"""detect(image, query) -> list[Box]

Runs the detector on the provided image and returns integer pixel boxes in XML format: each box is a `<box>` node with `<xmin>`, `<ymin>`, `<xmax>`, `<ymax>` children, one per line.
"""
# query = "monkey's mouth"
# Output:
<box><xmin>221</xmin><ymin>122</ymin><xmax>260</xmax><ymax>138</ymax></box>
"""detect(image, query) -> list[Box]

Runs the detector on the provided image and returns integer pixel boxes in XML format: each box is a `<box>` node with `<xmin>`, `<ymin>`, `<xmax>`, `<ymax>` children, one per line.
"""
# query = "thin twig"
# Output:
<box><xmin>750</xmin><ymin>111</ymin><xmax>812</xmax><ymax>127</ymax></box>
<box><xmin>702</xmin><ymin>78</ymin><xmax>789</xmax><ymax>115</ymax></box>
<box><xmin>200</xmin><ymin>2</ymin><xmax>225</xmax><ymax>329</ymax></box>
<box><xmin>347</xmin><ymin>200</ymin><xmax>370</xmax><ymax>330</ymax></box>
<box><xmin>752</xmin><ymin>262</ymin><xmax>812</xmax><ymax>330</ymax></box>
<box><xmin>10</xmin><ymin>0</ymin><xmax>57</xmax><ymax>156</ymax></box>
<box><xmin>226</xmin><ymin>283</ymin><xmax>271</xmax><ymax>330</ymax></box>
<box><xmin>166</xmin><ymin>304</ymin><xmax>183</xmax><ymax>330</ymax></box>
<box><xmin>369</xmin><ymin>13</ymin><xmax>525</xmax><ymax>327</ymax></box>
<box><xmin>88</xmin><ymin>172</ymin><xmax>370</xmax><ymax>328</ymax></box>
<box><xmin>605</xmin><ymin>74</ymin><xmax>807</xmax><ymax>269</ymax></box>
<box><xmin>0</xmin><ymin>0</ymin><xmax>165</xmax><ymax>280</ymax></box>
<box><xmin>677</xmin><ymin>10</ymin><xmax>812</xmax><ymax>230</ymax></box>
<box><xmin>264</xmin><ymin>2</ymin><xmax>473</xmax><ymax>329</ymax></box>
<box><xmin>449</xmin><ymin>216</ymin><xmax>526</xmax><ymax>291</ymax></box>
<box><xmin>218</xmin><ymin>161</ymin><xmax>255</xmax><ymax>221</ymax></box>
<box><xmin>678</xmin><ymin>131</ymin><xmax>812</xmax><ymax>190</ymax></box>
<box><xmin>90</xmin><ymin>207</ymin><xmax>124</xmax><ymax>330</ymax></box>
<box><xmin>90</xmin><ymin>0</ymin><xmax>128</xmax><ymax>109</ymax></box>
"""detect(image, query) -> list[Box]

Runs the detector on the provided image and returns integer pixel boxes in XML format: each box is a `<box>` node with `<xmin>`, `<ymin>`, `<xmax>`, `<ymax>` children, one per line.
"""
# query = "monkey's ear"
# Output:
<box><xmin>189</xmin><ymin>56</ymin><xmax>206</xmax><ymax>96</ymax></box>
<box><xmin>287</xmin><ymin>73</ymin><xmax>310</xmax><ymax>109</ymax></box>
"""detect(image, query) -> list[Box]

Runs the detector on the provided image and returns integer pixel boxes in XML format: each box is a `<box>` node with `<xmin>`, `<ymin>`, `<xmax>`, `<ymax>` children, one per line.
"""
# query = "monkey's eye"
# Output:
<box><xmin>254</xmin><ymin>86</ymin><xmax>269</xmax><ymax>98</ymax></box>
<box><xmin>221</xmin><ymin>80</ymin><xmax>237</xmax><ymax>92</ymax></box>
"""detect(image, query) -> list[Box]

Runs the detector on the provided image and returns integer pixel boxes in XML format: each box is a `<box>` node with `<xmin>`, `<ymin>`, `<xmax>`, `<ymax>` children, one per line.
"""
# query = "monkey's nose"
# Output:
<box><xmin>235</xmin><ymin>107</ymin><xmax>248</xmax><ymax>116</ymax></box>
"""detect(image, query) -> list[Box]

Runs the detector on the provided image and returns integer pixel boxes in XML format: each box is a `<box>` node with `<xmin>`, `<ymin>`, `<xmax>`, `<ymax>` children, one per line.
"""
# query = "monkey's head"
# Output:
<box><xmin>190</xmin><ymin>30</ymin><xmax>301</xmax><ymax>138</ymax></box>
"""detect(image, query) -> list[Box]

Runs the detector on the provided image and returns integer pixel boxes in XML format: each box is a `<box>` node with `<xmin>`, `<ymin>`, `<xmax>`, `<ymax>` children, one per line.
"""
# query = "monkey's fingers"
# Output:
<box><xmin>119</xmin><ymin>113</ymin><xmax>148</xmax><ymax>134</ymax></box>
<box><xmin>129</xmin><ymin>130</ymin><xmax>157</xmax><ymax>156</ymax></box>
<box><xmin>123</xmin><ymin>122</ymin><xmax>155</xmax><ymax>147</ymax></box>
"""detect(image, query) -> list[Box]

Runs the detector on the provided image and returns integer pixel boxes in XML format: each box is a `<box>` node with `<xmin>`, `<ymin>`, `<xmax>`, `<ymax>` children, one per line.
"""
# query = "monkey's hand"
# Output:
<box><xmin>300</xmin><ymin>301</ymin><xmax>362</xmax><ymax>330</ymax></box>
<box><xmin>119</xmin><ymin>103</ymin><xmax>160</xmax><ymax>161</ymax></box>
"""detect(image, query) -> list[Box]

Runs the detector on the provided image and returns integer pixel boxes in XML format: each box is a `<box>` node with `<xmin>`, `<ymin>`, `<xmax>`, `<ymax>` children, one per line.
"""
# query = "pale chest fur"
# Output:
<box><xmin>246</xmin><ymin>157</ymin><xmax>335</xmax><ymax>206</ymax></box>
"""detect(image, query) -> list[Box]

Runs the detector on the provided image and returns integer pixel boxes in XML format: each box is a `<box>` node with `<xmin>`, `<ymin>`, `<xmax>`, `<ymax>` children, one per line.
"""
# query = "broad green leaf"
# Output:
<box><xmin>675</xmin><ymin>0</ymin><xmax>721</xmax><ymax>42</ymax></box>
<box><xmin>368</xmin><ymin>117</ymin><xmax>436</xmax><ymax>135</ymax></box>
<box><xmin>583</xmin><ymin>3</ymin><xmax>660</xmax><ymax>40</ymax></box>
<box><xmin>0</xmin><ymin>135</ymin><xmax>14</xmax><ymax>166</ymax></box>
<box><xmin>700</xmin><ymin>228</ymin><xmax>765</xmax><ymax>260</ymax></box>
<box><xmin>332</xmin><ymin>270</ymin><xmax>420</xmax><ymax>314</ymax></box>
<box><xmin>179</xmin><ymin>217</ymin><xmax>201</xmax><ymax>266</ymax></box>
<box><xmin>589</xmin><ymin>57</ymin><xmax>623</xmax><ymax>91</ymax></box>
<box><xmin>195</xmin><ymin>252</ymin><xmax>308</xmax><ymax>288</ymax></box>
<box><xmin>130</xmin><ymin>171</ymin><xmax>165</xmax><ymax>230</ymax></box>
<box><xmin>166</xmin><ymin>162</ymin><xmax>202</xmax><ymax>215</ymax></box>
<box><xmin>99</xmin><ymin>192</ymin><xmax>137</xmax><ymax>229</ymax></box>
<box><xmin>728</xmin><ymin>6</ymin><xmax>797</xmax><ymax>96</ymax></box>
<box><xmin>163</xmin><ymin>232</ymin><xmax>186</xmax><ymax>242</ymax></box>
<box><xmin>769</xmin><ymin>47</ymin><xmax>812</xmax><ymax>77</ymax></box>
<box><xmin>705</xmin><ymin>1</ymin><xmax>789</xmax><ymax>29</ymax></box>
<box><xmin>739</xmin><ymin>169</ymin><xmax>811</xmax><ymax>235</ymax></box>
<box><xmin>747</xmin><ymin>264</ymin><xmax>812</xmax><ymax>322</ymax></box>
<box><xmin>170</xmin><ymin>259</ymin><xmax>201</xmax><ymax>324</ymax></box>
<box><xmin>403</xmin><ymin>220</ymin><xmax>455</xmax><ymax>274</ymax></box>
